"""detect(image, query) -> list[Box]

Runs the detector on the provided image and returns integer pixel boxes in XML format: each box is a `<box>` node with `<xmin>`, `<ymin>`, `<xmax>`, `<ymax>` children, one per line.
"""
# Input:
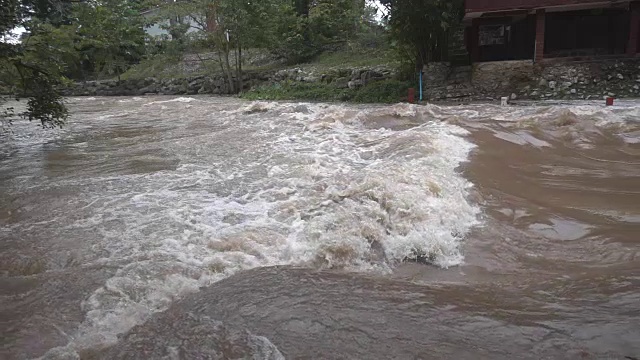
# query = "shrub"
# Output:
<box><xmin>241</xmin><ymin>79</ymin><xmax>412</xmax><ymax>104</ymax></box>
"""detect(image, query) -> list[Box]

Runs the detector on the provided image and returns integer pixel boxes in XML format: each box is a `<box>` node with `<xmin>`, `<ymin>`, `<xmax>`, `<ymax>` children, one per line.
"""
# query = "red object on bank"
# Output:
<box><xmin>606</xmin><ymin>97</ymin><xmax>614</xmax><ymax>106</ymax></box>
<box><xmin>408</xmin><ymin>88</ymin><xmax>415</xmax><ymax>103</ymax></box>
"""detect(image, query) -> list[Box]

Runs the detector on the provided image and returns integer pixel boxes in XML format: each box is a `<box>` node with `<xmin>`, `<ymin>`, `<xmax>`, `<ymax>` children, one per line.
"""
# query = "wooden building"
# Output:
<box><xmin>464</xmin><ymin>0</ymin><xmax>640</xmax><ymax>62</ymax></box>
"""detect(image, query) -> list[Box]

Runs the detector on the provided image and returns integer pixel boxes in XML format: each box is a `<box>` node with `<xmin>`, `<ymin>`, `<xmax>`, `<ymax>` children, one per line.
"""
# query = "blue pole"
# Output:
<box><xmin>419</xmin><ymin>71</ymin><xmax>423</xmax><ymax>102</ymax></box>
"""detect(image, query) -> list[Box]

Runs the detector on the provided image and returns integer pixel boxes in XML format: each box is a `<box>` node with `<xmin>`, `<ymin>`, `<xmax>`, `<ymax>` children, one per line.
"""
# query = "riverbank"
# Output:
<box><xmin>58</xmin><ymin>54</ymin><xmax>640</xmax><ymax>104</ymax></box>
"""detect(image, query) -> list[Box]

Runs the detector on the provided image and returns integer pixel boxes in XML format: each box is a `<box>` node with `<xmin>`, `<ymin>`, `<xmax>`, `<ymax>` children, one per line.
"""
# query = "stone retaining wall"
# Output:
<box><xmin>61</xmin><ymin>66</ymin><xmax>397</xmax><ymax>97</ymax></box>
<box><xmin>62</xmin><ymin>59</ymin><xmax>640</xmax><ymax>102</ymax></box>
<box><xmin>424</xmin><ymin>58</ymin><xmax>640</xmax><ymax>102</ymax></box>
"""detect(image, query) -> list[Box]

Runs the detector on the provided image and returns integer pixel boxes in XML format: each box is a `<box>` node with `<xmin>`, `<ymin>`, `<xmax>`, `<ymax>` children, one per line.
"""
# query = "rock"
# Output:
<box><xmin>538</xmin><ymin>78</ymin><xmax>548</xmax><ymax>87</ymax></box>
<box><xmin>510</xmin><ymin>93</ymin><xmax>517</xmax><ymax>100</ymax></box>
<box><xmin>139</xmin><ymin>84</ymin><xmax>158</xmax><ymax>94</ymax></box>
<box><xmin>634</xmin><ymin>85</ymin><xmax>639</xmax><ymax>90</ymax></box>
<box><xmin>293</xmin><ymin>105</ymin><xmax>311</xmax><ymax>114</ymax></box>
<box><xmin>570</xmin><ymin>89</ymin><xmax>577</xmax><ymax>94</ymax></box>
<box><xmin>337</xmin><ymin>69</ymin><xmax>351</xmax><ymax>78</ymax></box>
<box><xmin>334</xmin><ymin>77</ymin><xmax>350</xmax><ymax>89</ymax></box>
<box><xmin>348</xmin><ymin>80</ymin><xmax>364</xmax><ymax>89</ymax></box>
<box><xmin>562</xmin><ymin>81</ymin><xmax>573</xmax><ymax>88</ymax></box>
<box><xmin>548</xmin><ymin>81</ymin><xmax>556</xmax><ymax>89</ymax></box>
<box><xmin>102</xmin><ymin>80</ymin><xmax>118</xmax><ymax>88</ymax></box>
<box><xmin>608</xmin><ymin>92</ymin><xmax>615</xmax><ymax>97</ymax></box>
<box><xmin>617</xmin><ymin>73</ymin><xmax>624</xmax><ymax>80</ymax></box>
<box><xmin>369</xmin><ymin>70</ymin><xmax>384</xmax><ymax>79</ymax></box>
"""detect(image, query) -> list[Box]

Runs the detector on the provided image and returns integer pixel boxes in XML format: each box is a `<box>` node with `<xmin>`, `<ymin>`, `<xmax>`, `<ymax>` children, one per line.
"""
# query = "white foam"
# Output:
<box><xmin>144</xmin><ymin>97</ymin><xmax>199</xmax><ymax>106</ymax></box>
<box><xmin>23</xmin><ymin>100</ymin><xmax>481</xmax><ymax>352</ymax></box>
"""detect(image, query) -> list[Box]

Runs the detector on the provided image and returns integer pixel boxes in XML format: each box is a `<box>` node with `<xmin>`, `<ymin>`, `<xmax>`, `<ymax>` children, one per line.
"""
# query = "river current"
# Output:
<box><xmin>1</xmin><ymin>96</ymin><xmax>638</xmax><ymax>359</ymax></box>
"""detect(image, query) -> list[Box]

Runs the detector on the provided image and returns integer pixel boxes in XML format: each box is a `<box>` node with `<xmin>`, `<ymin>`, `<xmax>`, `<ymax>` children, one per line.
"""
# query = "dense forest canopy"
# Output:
<box><xmin>1</xmin><ymin>0</ymin><xmax>463</xmax><ymax>129</ymax></box>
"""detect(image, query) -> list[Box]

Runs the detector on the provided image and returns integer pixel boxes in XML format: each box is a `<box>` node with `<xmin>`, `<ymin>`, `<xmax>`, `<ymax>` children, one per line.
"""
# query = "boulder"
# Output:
<box><xmin>334</xmin><ymin>77</ymin><xmax>350</xmax><ymax>89</ymax></box>
<box><xmin>348</xmin><ymin>80</ymin><xmax>364</xmax><ymax>89</ymax></box>
<box><xmin>139</xmin><ymin>84</ymin><xmax>158</xmax><ymax>94</ymax></box>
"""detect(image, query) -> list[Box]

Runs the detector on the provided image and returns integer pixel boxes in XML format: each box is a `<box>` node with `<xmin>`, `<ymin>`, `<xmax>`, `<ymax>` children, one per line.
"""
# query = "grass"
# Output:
<box><xmin>122</xmin><ymin>47</ymin><xmax>398</xmax><ymax>81</ymax></box>
<box><xmin>241</xmin><ymin>79</ymin><xmax>411</xmax><ymax>104</ymax></box>
<box><xmin>120</xmin><ymin>54</ymin><xmax>206</xmax><ymax>80</ymax></box>
<box><xmin>304</xmin><ymin>48</ymin><xmax>397</xmax><ymax>69</ymax></box>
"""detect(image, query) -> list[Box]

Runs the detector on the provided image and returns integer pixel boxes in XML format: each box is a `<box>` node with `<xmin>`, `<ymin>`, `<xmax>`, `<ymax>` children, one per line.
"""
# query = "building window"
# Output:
<box><xmin>479</xmin><ymin>25</ymin><xmax>505</xmax><ymax>46</ymax></box>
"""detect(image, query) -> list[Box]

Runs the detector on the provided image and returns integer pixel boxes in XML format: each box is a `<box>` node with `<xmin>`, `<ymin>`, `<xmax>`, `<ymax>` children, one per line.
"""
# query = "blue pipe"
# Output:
<box><xmin>419</xmin><ymin>71</ymin><xmax>423</xmax><ymax>102</ymax></box>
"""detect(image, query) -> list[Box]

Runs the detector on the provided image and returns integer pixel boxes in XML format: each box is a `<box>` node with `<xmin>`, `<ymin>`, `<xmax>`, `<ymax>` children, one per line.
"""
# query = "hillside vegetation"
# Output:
<box><xmin>2</xmin><ymin>0</ymin><xmax>463</xmax><ymax>127</ymax></box>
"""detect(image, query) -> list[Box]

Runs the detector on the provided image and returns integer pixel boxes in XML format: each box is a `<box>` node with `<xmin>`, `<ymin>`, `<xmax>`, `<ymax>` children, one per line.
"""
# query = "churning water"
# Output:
<box><xmin>1</xmin><ymin>96</ymin><xmax>639</xmax><ymax>359</ymax></box>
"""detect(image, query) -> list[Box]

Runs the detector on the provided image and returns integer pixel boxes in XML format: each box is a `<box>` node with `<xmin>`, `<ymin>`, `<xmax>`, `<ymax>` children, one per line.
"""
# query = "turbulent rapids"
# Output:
<box><xmin>1</xmin><ymin>97</ymin><xmax>638</xmax><ymax>359</ymax></box>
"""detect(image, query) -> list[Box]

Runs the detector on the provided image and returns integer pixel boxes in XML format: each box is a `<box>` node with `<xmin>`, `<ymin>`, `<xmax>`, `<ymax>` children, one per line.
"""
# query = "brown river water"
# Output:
<box><xmin>1</xmin><ymin>96</ymin><xmax>639</xmax><ymax>359</ymax></box>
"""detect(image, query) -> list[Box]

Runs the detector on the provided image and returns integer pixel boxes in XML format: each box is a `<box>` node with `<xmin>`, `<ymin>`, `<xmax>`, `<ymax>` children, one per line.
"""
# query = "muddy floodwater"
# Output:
<box><xmin>1</xmin><ymin>96</ymin><xmax>639</xmax><ymax>359</ymax></box>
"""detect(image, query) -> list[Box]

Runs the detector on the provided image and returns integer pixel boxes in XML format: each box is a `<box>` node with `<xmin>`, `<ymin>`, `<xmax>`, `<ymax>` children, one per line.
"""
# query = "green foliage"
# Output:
<box><xmin>381</xmin><ymin>0</ymin><xmax>463</xmax><ymax>69</ymax></box>
<box><xmin>306</xmin><ymin>48</ymin><xmax>395</xmax><ymax>68</ymax></box>
<box><xmin>72</xmin><ymin>0</ymin><xmax>146</xmax><ymax>79</ymax></box>
<box><xmin>351</xmin><ymin>79</ymin><xmax>410</xmax><ymax>103</ymax></box>
<box><xmin>1</xmin><ymin>0</ymin><xmax>146</xmax><ymax>130</ymax></box>
<box><xmin>21</xmin><ymin>74</ymin><xmax>68</xmax><ymax>128</ymax></box>
<box><xmin>271</xmin><ymin>0</ymin><xmax>369</xmax><ymax>63</ymax></box>
<box><xmin>1</xmin><ymin>0</ymin><xmax>73</xmax><ymax>129</ymax></box>
<box><xmin>242</xmin><ymin>82</ymin><xmax>351</xmax><ymax>102</ymax></box>
<box><xmin>242</xmin><ymin>79</ymin><xmax>410</xmax><ymax>104</ymax></box>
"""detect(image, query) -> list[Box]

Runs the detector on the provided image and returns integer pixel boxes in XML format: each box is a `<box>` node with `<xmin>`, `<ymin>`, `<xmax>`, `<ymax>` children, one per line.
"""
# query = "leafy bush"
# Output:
<box><xmin>241</xmin><ymin>79</ymin><xmax>411</xmax><ymax>104</ymax></box>
<box><xmin>352</xmin><ymin>80</ymin><xmax>411</xmax><ymax>103</ymax></box>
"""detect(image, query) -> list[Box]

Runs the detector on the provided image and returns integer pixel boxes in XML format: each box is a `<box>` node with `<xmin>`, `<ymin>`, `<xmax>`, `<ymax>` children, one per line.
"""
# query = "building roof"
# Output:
<box><xmin>465</xmin><ymin>0</ymin><xmax>632</xmax><ymax>19</ymax></box>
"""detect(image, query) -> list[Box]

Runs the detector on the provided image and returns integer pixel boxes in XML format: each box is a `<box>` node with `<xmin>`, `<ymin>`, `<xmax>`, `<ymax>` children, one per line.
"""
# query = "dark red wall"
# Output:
<box><xmin>466</xmin><ymin>0</ymin><xmax>627</xmax><ymax>14</ymax></box>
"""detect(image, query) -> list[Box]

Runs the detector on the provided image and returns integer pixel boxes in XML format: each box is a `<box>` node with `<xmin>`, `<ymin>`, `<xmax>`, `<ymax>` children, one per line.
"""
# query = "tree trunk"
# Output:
<box><xmin>236</xmin><ymin>40</ymin><xmax>243</xmax><ymax>93</ymax></box>
<box><xmin>223</xmin><ymin>42</ymin><xmax>235</xmax><ymax>94</ymax></box>
<box><xmin>295</xmin><ymin>0</ymin><xmax>309</xmax><ymax>16</ymax></box>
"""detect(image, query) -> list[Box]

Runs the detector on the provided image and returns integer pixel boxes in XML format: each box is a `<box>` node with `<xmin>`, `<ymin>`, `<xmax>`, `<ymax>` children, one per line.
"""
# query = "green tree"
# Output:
<box><xmin>154</xmin><ymin>0</ymin><xmax>296</xmax><ymax>93</ymax></box>
<box><xmin>1</xmin><ymin>0</ymin><xmax>72</xmax><ymax>129</ymax></box>
<box><xmin>1</xmin><ymin>0</ymin><xmax>146</xmax><ymax>130</ymax></box>
<box><xmin>381</xmin><ymin>0</ymin><xmax>463</xmax><ymax>70</ymax></box>
<box><xmin>73</xmin><ymin>0</ymin><xmax>146</xmax><ymax>80</ymax></box>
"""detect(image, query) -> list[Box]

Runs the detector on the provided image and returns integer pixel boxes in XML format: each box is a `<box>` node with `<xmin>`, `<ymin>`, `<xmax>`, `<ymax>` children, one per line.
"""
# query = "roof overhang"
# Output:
<box><xmin>464</xmin><ymin>0</ymin><xmax>632</xmax><ymax>21</ymax></box>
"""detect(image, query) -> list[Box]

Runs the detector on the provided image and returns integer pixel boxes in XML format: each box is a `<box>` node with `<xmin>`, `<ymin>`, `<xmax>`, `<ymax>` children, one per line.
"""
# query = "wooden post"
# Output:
<box><xmin>628</xmin><ymin>2</ymin><xmax>640</xmax><ymax>56</ymax></box>
<box><xmin>408</xmin><ymin>88</ymin><xmax>415</xmax><ymax>103</ymax></box>
<box><xmin>535</xmin><ymin>9</ymin><xmax>546</xmax><ymax>63</ymax></box>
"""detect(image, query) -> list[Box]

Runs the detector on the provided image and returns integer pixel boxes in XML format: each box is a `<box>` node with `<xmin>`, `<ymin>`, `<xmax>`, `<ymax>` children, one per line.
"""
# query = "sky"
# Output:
<box><xmin>1</xmin><ymin>27</ymin><xmax>26</xmax><ymax>44</ymax></box>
